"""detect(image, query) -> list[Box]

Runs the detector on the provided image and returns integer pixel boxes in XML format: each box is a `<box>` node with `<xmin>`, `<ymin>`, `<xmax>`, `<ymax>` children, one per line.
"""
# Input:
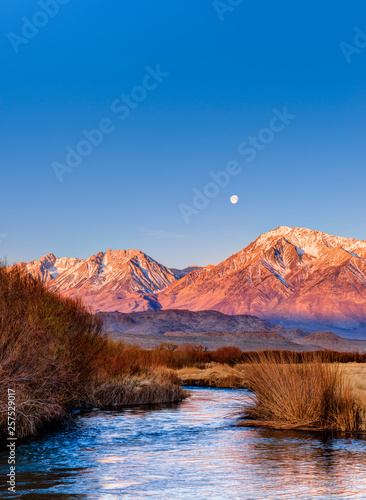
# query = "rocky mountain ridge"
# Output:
<box><xmin>16</xmin><ymin>226</ymin><xmax>366</xmax><ymax>338</ymax></box>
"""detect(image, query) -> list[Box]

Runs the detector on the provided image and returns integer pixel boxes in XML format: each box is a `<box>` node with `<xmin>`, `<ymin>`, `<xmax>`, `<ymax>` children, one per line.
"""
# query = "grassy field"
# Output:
<box><xmin>343</xmin><ymin>363</ymin><xmax>366</xmax><ymax>406</ymax></box>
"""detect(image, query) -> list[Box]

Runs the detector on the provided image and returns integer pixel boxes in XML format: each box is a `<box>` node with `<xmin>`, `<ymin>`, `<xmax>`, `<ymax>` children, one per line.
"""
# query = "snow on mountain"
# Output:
<box><xmin>14</xmin><ymin>227</ymin><xmax>366</xmax><ymax>337</ymax></box>
<box><xmin>156</xmin><ymin>227</ymin><xmax>366</xmax><ymax>335</ymax></box>
<box><xmin>17</xmin><ymin>249</ymin><xmax>177</xmax><ymax>307</ymax></box>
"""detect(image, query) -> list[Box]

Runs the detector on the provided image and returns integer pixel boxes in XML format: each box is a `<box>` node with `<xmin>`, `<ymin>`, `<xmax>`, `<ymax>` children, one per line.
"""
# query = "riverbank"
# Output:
<box><xmin>0</xmin><ymin>267</ymin><xmax>186</xmax><ymax>442</ymax></box>
<box><xmin>88</xmin><ymin>369</ymin><xmax>188</xmax><ymax>409</ymax></box>
<box><xmin>175</xmin><ymin>362</ymin><xmax>366</xmax><ymax>394</ymax></box>
<box><xmin>175</xmin><ymin>361</ymin><xmax>366</xmax><ymax>433</ymax></box>
<box><xmin>238</xmin><ymin>353</ymin><xmax>366</xmax><ymax>433</ymax></box>
<box><xmin>175</xmin><ymin>363</ymin><xmax>248</xmax><ymax>388</ymax></box>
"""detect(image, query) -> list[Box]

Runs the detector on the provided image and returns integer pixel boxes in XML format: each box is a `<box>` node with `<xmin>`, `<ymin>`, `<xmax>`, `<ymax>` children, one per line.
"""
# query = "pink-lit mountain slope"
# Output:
<box><xmin>16</xmin><ymin>227</ymin><xmax>366</xmax><ymax>338</ymax></box>
<box><xmin>16</xmin><ymin>249</ymin><xmax>177</xmax><ymax>311</ymax></box>
<box><xmin>156</xmin><ymin>227</ymin><xmax>366</xmax><ymax>337</ymax></box>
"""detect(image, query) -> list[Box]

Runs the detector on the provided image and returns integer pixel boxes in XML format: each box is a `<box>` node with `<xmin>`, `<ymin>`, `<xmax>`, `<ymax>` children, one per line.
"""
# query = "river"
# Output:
<box><xmin>1</xmin><ymin>388</ymin><xmax>365</xmax><ymax>499</ymax></box>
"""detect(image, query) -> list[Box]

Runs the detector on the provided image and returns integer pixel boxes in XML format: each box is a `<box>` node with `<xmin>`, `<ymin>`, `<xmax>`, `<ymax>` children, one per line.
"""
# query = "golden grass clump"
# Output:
<box><xmin>176</xmin><ymin>363</ymin><xmax>248</xmax><ymax>388</ymax></box>
<box><xmin>89</xmin><ymin>368</ymin><xmax>187</xmax><ymax>408</ymax></box>
<box><xmin>242</xmin><ymin>351</ymin><xmax>365</xmax><ymax>432</ymax></box>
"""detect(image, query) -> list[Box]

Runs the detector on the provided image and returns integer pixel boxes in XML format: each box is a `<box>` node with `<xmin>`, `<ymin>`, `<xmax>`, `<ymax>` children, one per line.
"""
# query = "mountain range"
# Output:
<box><xmin>16</xmin><ymin>226</ymin><xmax>366</xmax><ymax>338</ymax></box>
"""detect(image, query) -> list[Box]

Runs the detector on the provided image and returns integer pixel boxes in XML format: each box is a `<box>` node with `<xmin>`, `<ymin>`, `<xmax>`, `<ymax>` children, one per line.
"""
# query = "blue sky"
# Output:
<box><xmin>1</xmin><ymin>0</ymin><xmax>366</xmax><ymax>268</ymax></box>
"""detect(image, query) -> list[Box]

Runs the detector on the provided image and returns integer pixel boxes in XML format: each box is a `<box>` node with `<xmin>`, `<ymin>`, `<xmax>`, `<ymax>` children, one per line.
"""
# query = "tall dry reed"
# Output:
<box><xmin>243</xmin><ymin>351</ymin><xmax>365</xmax><ymax>432</ymax></box>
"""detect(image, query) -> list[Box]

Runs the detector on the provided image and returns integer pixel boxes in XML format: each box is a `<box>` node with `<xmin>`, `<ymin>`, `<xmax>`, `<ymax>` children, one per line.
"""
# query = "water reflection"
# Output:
<box><xmin>231</xmin><ymin>428</ymin><xmax>366</xmax><ymax>499</ymax></box>
<box><xmin>0</xmin><ymin>388</ymin><xmax>365</xmax><ymax>499</ymax></box>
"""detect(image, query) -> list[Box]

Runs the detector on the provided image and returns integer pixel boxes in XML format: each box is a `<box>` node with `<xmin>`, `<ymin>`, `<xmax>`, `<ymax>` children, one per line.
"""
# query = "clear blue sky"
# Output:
<box><xmin>1</xmin><ymin>0</ymin><xmax>366</xmax><ymax>268</ymax></box>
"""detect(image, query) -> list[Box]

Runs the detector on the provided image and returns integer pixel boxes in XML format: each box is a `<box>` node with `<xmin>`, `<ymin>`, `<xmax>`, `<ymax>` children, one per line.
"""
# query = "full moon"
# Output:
<box><xmin>230</xmin><ymin>195</ymin><xmax>239</xmax><ymax>204</ymax></box>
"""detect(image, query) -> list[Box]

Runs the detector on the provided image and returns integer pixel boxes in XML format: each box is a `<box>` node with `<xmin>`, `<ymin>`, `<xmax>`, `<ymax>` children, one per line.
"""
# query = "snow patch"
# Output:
<box><xmin>47</xmin><ymin>266</ymin><xmax>59</xmax><ymax>279</ymax></box>
<box><xmin>98</xmin><ymin>263</ymin><xmax>110</xmax><ymax>276</ymax></box>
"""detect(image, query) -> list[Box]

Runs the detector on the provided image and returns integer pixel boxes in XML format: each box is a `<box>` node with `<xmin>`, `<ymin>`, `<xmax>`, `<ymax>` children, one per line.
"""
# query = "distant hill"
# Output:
<box><xmin>103</xmin><ymin>313</ymin><xmax>366</xmax><ymax>353</ymax></box>
<box><xmin>100</xmin><ymin>309</ymin><xmax>308</xmax><ymax>339</ymax></box>
<box><xmin>293</xmin><ymin>331</ymin><xmax>366</xmax><ymax>352</ymax></box>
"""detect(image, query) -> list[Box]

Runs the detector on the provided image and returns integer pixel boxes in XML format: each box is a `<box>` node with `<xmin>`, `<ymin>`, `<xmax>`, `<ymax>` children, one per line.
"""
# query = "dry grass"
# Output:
<box><xmin>343</xmin><ymin>363</ymin><xmax>366</xmax><ymax>402</ymax></box>
<box><xmin>0</xmin><ymin>266</ymin><xmax>186</xmax><ymax>440</ymax></box>
<box><xmin>93</xmin><ymin>341</ymin><xmax>189</xmax><ymax>407</ymax></box>
<box><xmin>89</xmin><ymin>369</ymin><xmax>188</xmax><ymax>407</ymax></box>
<box><xmin>342</xmin><ymin>363</ymin><xmax>366</xmax><ymax>430</ymax></box>
<box><xmin>176</xmin><ymin>363</ymin><xmax>248</xmax><ymax>388</ymax></box>
<box><xmin>240</xmin><ymin>352</ymin><xmax>365</xmax><ymax>432</ymax></box>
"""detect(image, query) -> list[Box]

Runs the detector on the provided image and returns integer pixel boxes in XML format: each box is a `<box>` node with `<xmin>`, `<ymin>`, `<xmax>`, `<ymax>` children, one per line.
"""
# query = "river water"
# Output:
<box><xmin>1</xmin><ymin>387</ymin><xmax>365</xmax><ymax>499</ymax></box>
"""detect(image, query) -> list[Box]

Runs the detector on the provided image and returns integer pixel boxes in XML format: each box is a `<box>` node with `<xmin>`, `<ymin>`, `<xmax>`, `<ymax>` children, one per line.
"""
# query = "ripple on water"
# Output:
<box><xmin>0</xmin><ymin>387</ymin><xmax>365</xmax><ymax>500</ymax></box>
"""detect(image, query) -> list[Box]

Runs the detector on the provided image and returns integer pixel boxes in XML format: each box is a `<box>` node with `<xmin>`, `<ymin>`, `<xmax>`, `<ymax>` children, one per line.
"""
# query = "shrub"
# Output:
<box><xmin>243</xmin><ymin>351</ymin><xmax>365</xmax><ymax>432</ymax></box>
<box><xmin>211</xmin><ymin>346</ymin><xmax>244</xmax><ymax>366</ymax></box>
<box><xmin>0</xmin><ymin>265</ymin><xmax>105</xmax><ymax>438</ymax></box>
<box><xmin>95</xmin><ymin>341</ymin><xmax>366</xmax><ymax>378</ymax></box>
<box><xmin>90</xmin><ymin>368</ymin><xmax>187</xmax><ymax>408</ymax></box>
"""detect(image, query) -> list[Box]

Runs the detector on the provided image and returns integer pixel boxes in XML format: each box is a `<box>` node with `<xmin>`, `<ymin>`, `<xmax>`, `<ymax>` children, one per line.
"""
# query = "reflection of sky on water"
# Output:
<box><xmin>0</xmin><ymin>388</ymin><xmax>365</xmax><ymax>499</ymax></box>
<box><xmin>231</xmin><ymin>429</ymin><xmax>366</xmax><ymax>499</ymax></box>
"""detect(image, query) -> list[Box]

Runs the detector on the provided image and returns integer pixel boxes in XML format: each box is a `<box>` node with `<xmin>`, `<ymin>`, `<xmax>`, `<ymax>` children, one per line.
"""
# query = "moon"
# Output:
<box><xmin>230</xmin><ymin>195</ymin><xmax>239</xmax><ymax>204</ymax></box>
